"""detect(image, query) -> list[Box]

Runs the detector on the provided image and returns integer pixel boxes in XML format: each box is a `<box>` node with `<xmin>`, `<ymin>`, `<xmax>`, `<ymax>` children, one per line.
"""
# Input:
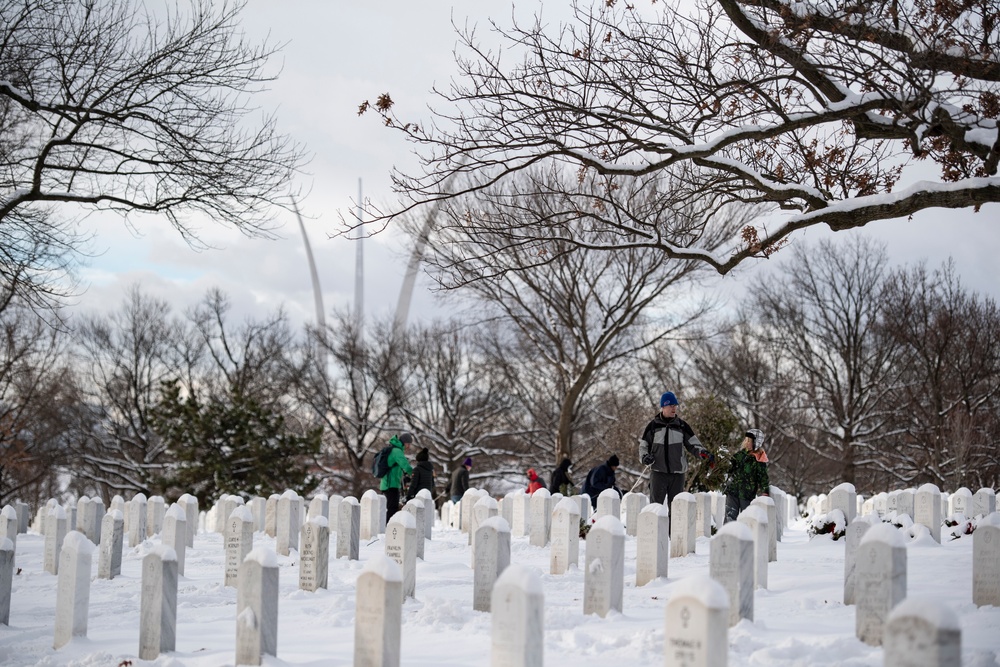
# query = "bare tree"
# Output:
<box><xmin>0</xmin><ymin>0</ymin><xmax>304</xmax><ymax>310</ymax></box>
<box><xmin>361</xmin><ymin>0</ymin><xmax>999</xmax><ymax>272</ymax></box>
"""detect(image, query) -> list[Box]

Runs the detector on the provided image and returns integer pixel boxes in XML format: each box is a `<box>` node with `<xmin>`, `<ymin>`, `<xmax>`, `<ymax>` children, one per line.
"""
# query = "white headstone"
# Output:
<box><xmin>711</xmin><ymin>492</ymin><xmax>726</xmax><ymax>533</ymax></box>
<box><xmin>336</xmin><ymin>496</ymin><xmax>361</xmax><ymax>560</ymax></box>
<box><xmin>527</xmin><ymin>489</ymin><xmax>551</xmax><ymax>548</ymax></box>
<box><xmin>491</xmin><ymin>564</ymin><xmax>544</xmax><ymax>667</ymax></box>
<box><xmin>53</xmin><ymin>532</ymin><xmax>95</xmax><ymax>649</ymax></box>
<box><xmin>235</xmin><ymin>548</ymin><xmax>279</xmax><ymax>666</ymax></box>
<box><xmin>973</xmin><ymin>512</ymin><xmax>1000</xmax><ymax>607</ymax></box>
<box><xmin>138</xmin><ymin>545</ymin><xmax>178</xmax><ymax>660</ymax></box>
<box><xmin>415</xmin><ymin>488</ymin><xmax>435</xmax><ymax>538</ymax></box>
<box><xmin>623</xmin><ymin>492</ymin><xmax>648</xmax><ymax>537</ymax></box>
<box><xmin>276</xmin><ymin>491</ymin><xmax>301</xmax><ymax>556</ymax></box>
<box><xmin>461</xmin><ymin>488</ymin><xmax>482</xmax><ymax>535</ymax></box>
<box><xmin>549</xmin><ymin>497</ymin><xmax>581</xmax><ymax>575</ymax></box>
<box><xmin>361</xmin><ymin>489</ymin><xmax>381</xmax><ymax>541</ymax></box>
<box><xmin>915</xmin><ymin>483</ymin><xmax>943</xmax><ymax>543</ymax></box>
<box><xmin>307</xmin><ymin>494</ymin><xmax>329</xmax><ymax>521</ymax></box>
<box><xmin>0</xmin><ymin>506</ymin><xmax>17</xmax><ymax>559</ymax></box>
<box><xmin>384</xmin><ymin>512</ymin><xmax>417</xmax><ymax>601</ymax></box>
<box><xmin>249</xmin><ymin>496</ymin><xmax>266</xmax><ymax>532</ymax></box>
<box><xmin>0</xmin><ymin>538</ymin><xmax>12</xmax><ymax>625</ymax></box>
<box><xmin>225</xmin><ymin>506</ymin><xmax>254</xmax><ymax>588</ymax></box>
<box><xmin>583</xmin><ymin>515</ymin><xmax>625</xmax><ymax>617</ymax></box>
<box><xmin>636</xmin><ymin>503</ymin><xmax>670</xmax><ymax>587</ymax></box>
<box><xmin>146</xmin><ymin>495</ymin><xmax>166</xmax><ymax>537</ymax></box>
<box><xmin>177</xmin><ymin>494</ymin><xmax>199</xmax><ymax>548</ymax></box>
<box><xmin>736</xmin><ymin>505</ymin><xmax>769</xmax><ymax>590</ymax></box>
<box><xmin>884</xmin><ymin>597</ymin><xmax>961</xmax><ymax>667</ymax></box>
<box><xmin>470</xmin><ymin>495</ymin><xmax>499</xmax><ymax>567</ymax></box>
<box><xmin>595</xmin><ymin>488</ymin><xmax>621</xmax><ymax>523</ymax></box>
<box><xmin>299</xmin><ymin>517</ymin><xmax>329</xmax><ymax>592</ymax></box>
<box><xmin>750</xmin><ymin>495</ymin><xmax>777</xmax><ymax>562</ymax></box>
<box><xmin>473</xmin><ymin>516</ymin><xmax>511</xmax><ymax>612</ymax></box>
<box><xmin>710</xmin><ymin>521</ymin><xmax>754</xmax><ymax>626</ymax></box>
<box><xmin>670</xmin><ymin>492</ymin><xmax>698</xmax><ymax>558</ymax></box>
<box><xmin>844</xmin><ymin>514</ymin><xmax>879</xmax><ymax>605</ymax></box>
<box><xmin>510</xmin><ymin>490</ymin><xmax>531</xmax><ymax>538</ymax></box>
<box><xmin>949</xmin><ymin>487</ymin><xmax>973</xmax><ymax>518</ymax></box>
<box><xmin>14</xmin><ymin>502</ymin><xmax>29</xmax><ymax>534</ymax></box>
<box><xmin>402</xmin><ymin>498</ymin><xmax>427</xmax><ymax>560</ymax></box>
<box><xmin>328</xmin><ymin>495</ymin><xmax>344</xmax><ymax>534</ymax></box>
<box><xmin>855</xmin><ymin>523</ymin><xmax>907</xmax><ymax>646</ymax></box>
<box><xmin>973</xmin><ymin>488</ymin><xmax>997</xmax><ymax>518</ymax></box>
<box><xmin>264</xmin><ymin>494</ymin><xmax>279</xmax><ymax>537</ymax></box>
<box><xmin>873</xmin><ymin>492</ymin><xmax>888</xmax><ymax>517</ymax></box>
<box><xmin>354</xmin><ymin>555</ymin><xmax>402</xmax><ymax>667</ymax></box>
<box><xmin>128</xmin><ymin>493</ymin><xmax>148</xmax><ymax>548</ymax></box>
<box><xmin>897</xmin><ymin>489</ymin><xmax>915</xmax><ymax>520</ymax></box>
<box><xmin>664</xmin><ymin>575</ymin><xmax>730</xmax><ymax>667</ymax></box>
<box><xmin>828</xmin><ymin>483</ymin><xmax>857</xmax><ymax>525</ymax></box>
<box><xmin>97</xmin><ymin>510</ymin><xmax>124</xmax><ymax>580</ymax></box>
<box><xmin>77</xmin><ymin>497</ymin><xmax>98</xmax><ymax>544</ymax></box>
<box><xmin>44</xmin><ymin>506</ymin><xmax>68</xmax><ymax>575</ymax></box>
<box><xmin>161</xmin><ymin>504</ymin><xmax>187</xmax><ymax>577</ymax></box>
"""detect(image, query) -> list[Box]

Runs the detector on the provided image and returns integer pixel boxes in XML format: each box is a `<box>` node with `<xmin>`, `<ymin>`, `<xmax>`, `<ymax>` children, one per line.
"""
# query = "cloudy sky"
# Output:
<box><xmin>69</xmin><ymin>0</ymin><xmax>999</xmax><ymax>331</ymax></box>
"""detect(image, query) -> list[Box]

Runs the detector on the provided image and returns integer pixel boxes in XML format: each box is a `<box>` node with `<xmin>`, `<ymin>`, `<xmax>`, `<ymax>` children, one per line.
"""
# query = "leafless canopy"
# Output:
<box><xmin>362</xmin><ymin>0</ymin><xmax>999</xmax><ymax>273</ymax></box>
<box><xmin>0</xmin><ymin>0</ymin><xmax>304</xmax><ymax>309</ymax></box>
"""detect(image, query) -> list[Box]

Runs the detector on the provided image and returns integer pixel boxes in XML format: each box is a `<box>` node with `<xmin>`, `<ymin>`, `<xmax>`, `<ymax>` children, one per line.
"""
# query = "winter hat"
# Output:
<box><xmin>745</xmin><ymin>428</ymin><xmax>766</xmax><ymax>452</ymax></box>
<box><xmin>416</xmin><ymin>447</ymin><xmax>429</xmax><ymax>462</ymax></box>
<box><xmin>399</xmin><ymin>432</ymin><xmax>414</xmax><ymax>444</ymax></box>
<box><xmin>607</xmin><ymin>454</ymin><xmax>620</xmax><ymax>468</ymax></box>
<box><xmin>527</xmin><ymin>468</ymin><xmax>538</xmax><ymax>481</ymax></box>
<box><xmin>463</xmin><ymin>457</ymin><xmax>473</xmax><ymax>468</ymax></box>
<box><xmin>660</xmin><ymin>391</ymin><xmax>679</xmax><ymax>407</ymax></box>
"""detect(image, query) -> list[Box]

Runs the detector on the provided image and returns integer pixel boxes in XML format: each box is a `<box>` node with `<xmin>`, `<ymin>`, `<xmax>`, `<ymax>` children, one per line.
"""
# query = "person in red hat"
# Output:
<box><xmin>526</xmin><ymin>468</ymin><xmax>544</xmax><ymax>494</ymax></box>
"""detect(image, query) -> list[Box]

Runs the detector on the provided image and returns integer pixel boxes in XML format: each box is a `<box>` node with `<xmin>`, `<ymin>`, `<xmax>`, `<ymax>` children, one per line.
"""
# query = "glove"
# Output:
<box><xmin>641</xmin><ymin>453</ymin><xmax>655</xmax><ymax>465</ymax></box>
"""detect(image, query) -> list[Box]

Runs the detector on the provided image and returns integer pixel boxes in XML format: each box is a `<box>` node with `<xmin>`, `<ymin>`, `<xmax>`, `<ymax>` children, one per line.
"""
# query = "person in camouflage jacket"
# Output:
<box><xmin>724</xmin><ymin>428</ymin><xmax>770</xmax><ymax>523</ymax></box>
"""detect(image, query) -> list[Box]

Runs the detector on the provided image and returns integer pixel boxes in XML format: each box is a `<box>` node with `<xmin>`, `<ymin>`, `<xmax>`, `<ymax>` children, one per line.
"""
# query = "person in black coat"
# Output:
<box><xmin>549</xmin><ymin>458</ymin><xmax>574</xmax><ymax>495</ymax></box>
<box><xmin>581</xmin><ymin>455</ymin><xmax>621</xmax><ymax>508</ymax></box>
<box><xmin>405</xmin><ymin>447</ymin><xmax>435</xmax><ymax>502</ymax></box>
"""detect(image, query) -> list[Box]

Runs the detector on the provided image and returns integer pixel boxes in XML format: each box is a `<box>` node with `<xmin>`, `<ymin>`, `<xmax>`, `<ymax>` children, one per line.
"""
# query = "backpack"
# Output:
<box><xmin>371</xmin><ymin>445</ymin><xmax>393</xmax><ymax>479</ymax></box>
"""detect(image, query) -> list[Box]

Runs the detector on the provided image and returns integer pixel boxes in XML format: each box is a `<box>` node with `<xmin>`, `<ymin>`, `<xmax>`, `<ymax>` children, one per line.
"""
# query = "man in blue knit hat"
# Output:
<box><xmin>639</xmin><ymin>391</ymin><xmax>713</xmax><ymax>506</ymax></box>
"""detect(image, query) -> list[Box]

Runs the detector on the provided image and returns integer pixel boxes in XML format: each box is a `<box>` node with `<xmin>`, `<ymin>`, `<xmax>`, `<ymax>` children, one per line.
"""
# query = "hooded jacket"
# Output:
<box><xmin>526</xmin><ymin>468</ymin><xmax>544</xmax><ymax>494</ymax></box>
<box><xmin>379</xmin><ymin>436</ymin><xmax>413</xmax><ymax>492</ymax></box>
<box><xmin>549</xmin><ymin>458</ymin><xmax>573</xmax><ymax>495</ymax></box>
<box><xmin>639</xmin><ymin>413</ymin><xmax>709</xmax><ymax>475</ymax></box>
<box><xmin>406</xmin><ymin>459</ymin><xmax>435</xmax><ymax>501</ymax></box>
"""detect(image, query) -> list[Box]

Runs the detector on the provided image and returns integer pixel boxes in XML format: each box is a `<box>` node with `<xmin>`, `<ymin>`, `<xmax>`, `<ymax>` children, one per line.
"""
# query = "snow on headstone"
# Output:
<box><xmin>97</xmin><ymin>509</ymin><xmax>124</xmax><ymax>580</ymax></box>
<box><xmin>583</xmin><ymin>515</ymin><xmax>625</xmax><ymax>617</ymax></box>
<box><xmin>471</xmin><ymin>495</ymin><xmax>499</xmax><ymax>567</ymax></box>
<box><xmin>473</xmin><ymin>516</ymin><xmax>511</xmax><ymax>612</ymax></box>
<box><xmin>235</xmin><ymin>548</ymin><xmax>279</xmax><ymax>666</ymax></box>
<box><xmin>361</xmin><ymin>489</ymin><xmax>381</xmax><ymax>541</ymax></box>
<box><xmin>624</xmin><ymin>492</ymin><xmax>648</xmax><ymax>537</ymax></box>
<box><xmin>336</xmin><ymin>496</ymin><xmax>361</xmax><ymax>560</ymax></box>
<box><xmin>664</xmin><ymin>574</ymin><xmax>730</xmax><ymax>667</ymax></box>
<box><xmin>403</xmin><ymin>499</ymin><xmax>427</xmax><ymax>560</ymax></box>
<box><xmin>462</xmin><ymin>488</ymin><xmax>484</xmax><ymax>536</ymax></box>
<box><xmin>225</xmin><ymin>506</ymin><xmax>254</xmax><ymax>588</ymax></box>
<box><xmin>828</xmin><ymin>483</ymin><xmax>857</xmax><ymax>526</ymax></box>
<box><xmin>670</xmin><ymin>492</ymin><xmax>697</xmax><ymax>558</ymax></box>
<box><xmin>354</xmin><ymin>555</ymin><xmax>403</xmax><ymax>667</ymax></box>
<box><xmin>694</xmin><ymin>492</ymin><xmax>712</xmax><ymax>538</ymax></box>
<box><xmin>896</xmin><ymin>489</ymin><xmax>915</xmax><ymax>520</ymax></box>
<box><xmin>636</xmin><ymin>503</ymin><xmax>670</xmax><ymax>587</ymax></box>
<box><xmin>711</xmin><ymin>492</ymin><xmax>727</xmax><ymax>533</ymax></box>
<box><xmin>77</xmin><ymin>497</ymin><xmax>99</xmax><ymax>544</ymax></box>
<box><xmin>574</xmin><ymin>494</ymin><xmax>592</xmax><ymax>524</ymax></box>
<box><xmin>873</xmin><ymin>492</ymin><xmax>888</xmax><ymax>517</ymax></box>
<box><xmin>248</xmin><ymin>496</ymin><xmax>265</xmax><ymax>533</ymax></box>
<box><xmin>264</xmin><ymin>494</ymin><xmax>278</xmax><ymax>538</ymax></box>
<box><xmin>0</xmin><ymin>506</ymin><xmax>17</xmax><ymax>559</ymax></box>
<box><xmin>138</xmin><ymin>545</ymin><xmax>178</xmax><ymax>660</ymax></box>
<box><xmin>883</xmin><ymin>597</ymin><xmax>961</xmax><ymax>667</ymax></box>
<box><xmin>750</xmin><ymin>495</ymin><xmax>777</xmax><ymax>562</ymax></box>
<box><xmin>0</xmin><ymin>537</ymin><xmax>12</xmax><ymax>625</ymax></box>
<box><xmin>384</xmin><ymin>511</ymin><xmax>417</xmax><ymax>601</ymax></box>
<box><xmin>949</xmin><ymin>487</ymin><xmax>973</xmax><ymax>518</ymax></box>
<box><xmin>855</xmin><ymin>523</ymin><xmax>907</xmax><ymax>646</ymax></box>
<box><xmin>276</xmin><ymin>491</ymin><xmax>301</xmax><ymax>556</ymax></box>
<box><xmin>307</xmin><ymin>493</ymin><xmax>328</xmax><ymax>522</ymax></box>
<box><xmin>550</xmin><ymin>497</ymin><xmax>581</xmax><ymax>576</ymax></box>
<box><xmin>973</xmin><ymin>488</ymin><xmax>996</xmax><ymax>518</ymax></box>
<box><xmin>328</xmin><ymin>494</ymin><xmax>344</xmax><ymax>534</ymax></box>
<box><xmin>53</xmin><ymin>531</ymin><xmax>95</xmax><ymax>649</ymax></box>
<box><xmin>973</xmin><ymin>512</ymin><xmax>1000</xmax><ymax>607</ymax></box>
<box><xmin>736</xmin><ymin>505</ymin><xmax>769</xmax><ymax>590</ymax></box>
<box><xmin>146</xmin><ymin>495</ymin><xmax>165</xmax><ymax>537</ymax></box>
<box><xmin>415</xmin><ymin>488</ymin><xmax>435</xmax><ymax>538</ymax></box>
<box><xmin>177</xmin><ymin>494</ymin><xmax>198</xmax><ymax>547</ymax></box>
<box><xmin>528</xmin><ymin>488</ymin><xmax>552</xmax><ymax>548</ymax></box>
<box><xmin>299</xmin><ymin>517</ymin><xmax>329</xmax><ymax>593</ymax></box>
<box><xmin>127</xmin><ymin>493</ymin><xmax>148</xmax><ymax>548</ymax></box>
<box><xmin>44</xmin><ymin>505</ymin><xmax>68</xmax><ymax>575</ymax></box>
<box><xmin>915</xmin><ymin>483</ymin><xmax>943</xmax><ymax>543</ymax></box>
<box><xmin>710</xmin><ymin>521</ymin><xmax>754</xmax><ymax>626</ymax></box>
<box><xmin>491</xmin><ymin>564</ymin><xmax>544</xmax><ymax>667</ymax></box>
<box><xmin>843</xmin><ymin>514</ymin><xmax>879</xmax><ymax>605</ymax></box>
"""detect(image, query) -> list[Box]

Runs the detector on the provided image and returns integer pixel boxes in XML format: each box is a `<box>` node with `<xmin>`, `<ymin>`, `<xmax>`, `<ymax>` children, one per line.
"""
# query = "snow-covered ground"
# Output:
<box><xmin>2</xmin><ymin>512</ymin><xmax>998</xmax><ymax>667</ymax></box>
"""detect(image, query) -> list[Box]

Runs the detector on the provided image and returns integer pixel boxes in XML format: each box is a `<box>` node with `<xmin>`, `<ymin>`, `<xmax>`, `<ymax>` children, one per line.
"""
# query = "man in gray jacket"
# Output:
<box><xmin>639</xmin><ymin>391</ymin><xmax>713</xmax><ymax>506</ymax></box>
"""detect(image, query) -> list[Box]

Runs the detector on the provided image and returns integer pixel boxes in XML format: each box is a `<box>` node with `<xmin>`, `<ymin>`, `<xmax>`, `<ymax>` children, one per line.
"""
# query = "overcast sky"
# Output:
<box><xmin>69</xmin><ymin>0</ymin><xmax>1000</xmax><ymax>331</ymax></box>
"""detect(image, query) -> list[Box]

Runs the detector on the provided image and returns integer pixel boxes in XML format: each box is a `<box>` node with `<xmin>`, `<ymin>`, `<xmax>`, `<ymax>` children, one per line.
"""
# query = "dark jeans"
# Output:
<box><xmin>650</xmin><ymin>471</ymin><xmax>685</xmax><ymax>507</ymax></box>
<box><xmin>384</xmin><ymin>487</ymin><xmax>401</xmax><ymax>522</ymax></box>
<box><xmin>725</xmin><ymin>492</ymin><xmax>753</xmax><ymax>523</ymax></box>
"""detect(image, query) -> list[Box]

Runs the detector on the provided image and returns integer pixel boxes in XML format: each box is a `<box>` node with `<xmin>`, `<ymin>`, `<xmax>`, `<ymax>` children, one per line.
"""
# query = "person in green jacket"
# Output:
<box><xmin>723</xmin><ymin>428</ymin><xmax>770</xmax><ymax>523</ymax></box>
<box><xmin>381</xmin><ymin>432</ymin><xmax>414</xmax><ymax>521</ymax></box>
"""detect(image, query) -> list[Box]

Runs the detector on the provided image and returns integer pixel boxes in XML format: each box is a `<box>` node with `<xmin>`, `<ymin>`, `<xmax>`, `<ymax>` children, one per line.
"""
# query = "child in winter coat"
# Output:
<box><xmin>723</xmin><ymin>428</ymin><xmax>770</xmax><ymax>523</ymax></box>
<box><xmin>526</xmin><ymin>468</ymin><xmax>544</xmax><ymax>494</ymax></box>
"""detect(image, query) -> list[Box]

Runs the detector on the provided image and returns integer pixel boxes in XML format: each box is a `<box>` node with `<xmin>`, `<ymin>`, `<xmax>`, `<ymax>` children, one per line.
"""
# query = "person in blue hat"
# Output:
<box><xmin>639</xmin><ymin>391</ymin><xmax>713</xmax><ymax>506</ymax></box>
